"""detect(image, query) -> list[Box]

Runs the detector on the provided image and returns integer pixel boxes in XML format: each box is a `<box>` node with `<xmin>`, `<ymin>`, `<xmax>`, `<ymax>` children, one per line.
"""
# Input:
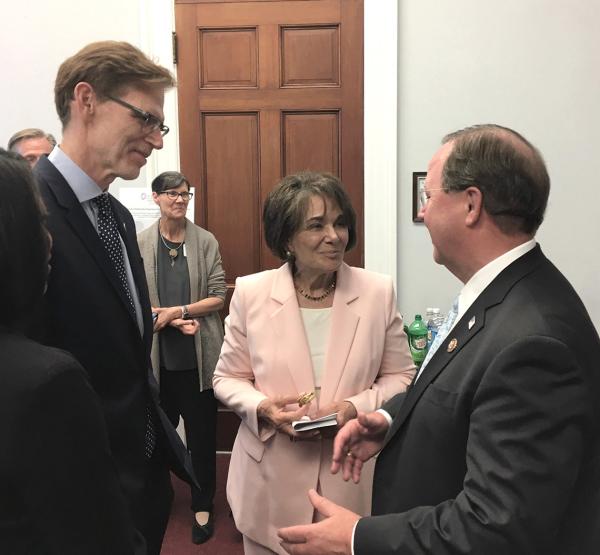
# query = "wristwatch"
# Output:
<box><xmin>181</xmin><ymin>305</ymin><xmax>190</xmax><ymax>319</ymax></box>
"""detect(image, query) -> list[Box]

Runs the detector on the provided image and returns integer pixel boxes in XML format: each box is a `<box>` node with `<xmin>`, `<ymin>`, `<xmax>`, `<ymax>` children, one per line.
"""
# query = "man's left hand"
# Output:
<box><xmin>278</xmin><ymin>489</ymin><xmax>358</xmax><ymax>555</ymax></box>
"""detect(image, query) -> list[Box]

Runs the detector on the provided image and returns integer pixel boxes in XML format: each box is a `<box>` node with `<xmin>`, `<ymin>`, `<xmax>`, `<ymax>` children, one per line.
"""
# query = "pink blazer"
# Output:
<box><xmin>213</xmin><ymin>262</ymin><xmax>415</xmax><ymax>552</ymax></box>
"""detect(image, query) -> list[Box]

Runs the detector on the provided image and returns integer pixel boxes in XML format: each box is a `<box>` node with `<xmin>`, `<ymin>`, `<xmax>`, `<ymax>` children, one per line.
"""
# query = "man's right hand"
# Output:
<box><xmin>331</xmin><ymin>411</ymin><xmax>389</xmax><ymax>483</ymax></box>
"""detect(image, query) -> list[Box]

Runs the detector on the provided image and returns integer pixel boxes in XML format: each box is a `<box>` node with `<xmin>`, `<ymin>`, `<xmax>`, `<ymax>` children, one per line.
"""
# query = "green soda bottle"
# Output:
<box><xmin>408</xmin><ymin>314</ymin><xmax>429</xmax><ymax>367</ymax></box>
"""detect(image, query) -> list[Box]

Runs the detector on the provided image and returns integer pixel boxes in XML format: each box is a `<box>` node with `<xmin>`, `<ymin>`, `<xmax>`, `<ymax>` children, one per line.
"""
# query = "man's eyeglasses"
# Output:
<box><xmin>158</xmin><ymin>191</ymin><xmax>194</xmax><ymax>201</ymax></box>
<box><xmin>106</xmin><ymin>95</ymin><xmax>170</xmax><ymax>137</ymax></box>
<box><xmin>419</xmin><ymin>187</ymin><xmax>447</xmax><ymax>208</ymax></box>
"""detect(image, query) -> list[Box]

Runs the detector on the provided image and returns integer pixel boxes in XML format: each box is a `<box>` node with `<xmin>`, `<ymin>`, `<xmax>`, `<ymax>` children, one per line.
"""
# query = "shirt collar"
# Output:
<box><xmin>457</xmin><ymin>238</ymin><xmax>537</xmax><ymax>321</ymax></box>
<box><xmin>48</xmin><ymin>146</ymin><xmax>103</xmax><ymax>204</ymax></box>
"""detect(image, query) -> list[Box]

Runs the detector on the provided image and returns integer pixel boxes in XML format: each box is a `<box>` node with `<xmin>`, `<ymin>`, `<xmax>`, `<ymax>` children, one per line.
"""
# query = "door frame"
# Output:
<box><xmin>139</xmin><ymin>0</ymin><xmax>398</xmax><ymax>286</ymax></box>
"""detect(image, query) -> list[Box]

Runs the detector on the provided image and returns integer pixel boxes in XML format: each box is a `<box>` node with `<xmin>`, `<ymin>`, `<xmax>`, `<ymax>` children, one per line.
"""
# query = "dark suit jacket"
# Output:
<box><xmin>34</xmin><ymin>157</ymin><xmax>194</xmax><ymax>528</ymax></box>
<box><xmin>355</xmin><ymin>246</ymin><xmax>600</xmax><ymax>555</ymax></box>
<box><xmin>0</xmin><ymin>330</ymin><xmax>137</xmax><ymax>554</ymax></box>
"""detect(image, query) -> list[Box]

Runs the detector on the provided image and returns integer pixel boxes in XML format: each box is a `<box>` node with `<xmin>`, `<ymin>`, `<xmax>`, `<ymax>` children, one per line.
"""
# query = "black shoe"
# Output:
<box><xmin>192</xmin><ymin>514</ymin><xmax>214</xmax><ymax>545</ymax></box>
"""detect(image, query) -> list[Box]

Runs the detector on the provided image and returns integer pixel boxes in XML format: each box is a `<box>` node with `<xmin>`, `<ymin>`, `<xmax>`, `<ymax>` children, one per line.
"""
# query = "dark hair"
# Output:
<box><xmin>151</xmin><ymin>171</ymin><xmax>190</xmax><ymax>193</ymax></box>
<box><xmin>263</xmin><ymin>171</ymin><xmax>357</xmax><ymax>260</ymax></box>
<box><xmin>55</xmin><ymin>41</ymin><xmax>176</xmax><ymax>127</ymax></box>
<box><xmin>441</xmin><ymin>124</ymin><xmax>550</xmax><ymax>235</ymax></box>
<box><xmin>0</xmin><ymin>149</ymin><xmax>50</xmax><ymax>329</ymax></box>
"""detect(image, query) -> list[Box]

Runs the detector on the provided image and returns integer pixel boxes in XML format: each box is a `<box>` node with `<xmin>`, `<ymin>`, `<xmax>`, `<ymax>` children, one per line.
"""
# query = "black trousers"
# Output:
<box><xmin>132</xmin><ymin>440</ymin><xmax>174</xmax><ymax>555</ymax></box>
<box><xmin>159</xmin><ymin>368</ymin><xmax>217</xmax><ymax>512</ymax></box>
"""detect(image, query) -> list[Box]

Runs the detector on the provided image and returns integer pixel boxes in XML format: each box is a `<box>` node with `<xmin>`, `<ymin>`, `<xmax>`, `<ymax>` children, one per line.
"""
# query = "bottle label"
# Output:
<box><xmin>409</xmin><ymin>334</ymin><xmax>428</xmax><ymax>363</ymax></box>
<box><xmin>411</xmin><ymin>336</ymin><xmax>427</xmax><ymax>350</ymax></box>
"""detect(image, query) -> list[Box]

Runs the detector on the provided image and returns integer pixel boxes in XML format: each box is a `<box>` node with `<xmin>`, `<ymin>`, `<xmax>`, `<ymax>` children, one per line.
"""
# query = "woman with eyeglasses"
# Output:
<box><xmin>137</xmin><ymin>171</ymin><xmax>226</xmax><ymax>545</ymax></box>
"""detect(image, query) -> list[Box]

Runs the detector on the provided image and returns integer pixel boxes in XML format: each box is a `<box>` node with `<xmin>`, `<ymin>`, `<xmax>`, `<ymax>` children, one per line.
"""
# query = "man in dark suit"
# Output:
<box><xmin>34</xmin><ymin>41</ymin><xmax>192</xmax><ymax>555</ymax></box>
<box><xmin>278</xmin><ymin>124</ymin><xmax>600</xmax><ymax>554</ymax></box>
<box><xmin>0</xmin><ymin>148</ymin><xmax>139</xmax><ymax>555</ymax></box>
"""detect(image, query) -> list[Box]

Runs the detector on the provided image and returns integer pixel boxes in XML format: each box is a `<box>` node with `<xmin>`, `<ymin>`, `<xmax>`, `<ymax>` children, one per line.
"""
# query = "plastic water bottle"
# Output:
<box><xmin>434</xmin><ymin>308</ymin><xmax>445</xmax><ymax>331</ymax></box>
<box><xmin>408</xmin><ymin>314</ymin><xmax>428</xmax><ymax>367</ymax></box>
<box><xmin>426</xmin><ymin>308</ymin><xmax>440</xmax><ymax>349</ymax></box>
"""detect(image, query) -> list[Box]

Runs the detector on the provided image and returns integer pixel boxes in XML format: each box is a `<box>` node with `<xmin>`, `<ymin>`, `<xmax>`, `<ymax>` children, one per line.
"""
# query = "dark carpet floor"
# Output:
<box><xmin>161</xmin><ymin>453</ymin><xmax>243</xmax><ymax>554</ymax></box>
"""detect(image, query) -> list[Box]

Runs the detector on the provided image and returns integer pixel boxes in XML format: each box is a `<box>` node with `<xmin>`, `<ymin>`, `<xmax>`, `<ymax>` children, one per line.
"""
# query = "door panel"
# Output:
<box><xmin>282</xmin><ymin>111</ymin><xmax>340</xmax><ymax>175</ymax></box>
<box><xmin>202</xmin><ymin>112</ymin><xmax>260</xmax><ymax>280</ymax></box>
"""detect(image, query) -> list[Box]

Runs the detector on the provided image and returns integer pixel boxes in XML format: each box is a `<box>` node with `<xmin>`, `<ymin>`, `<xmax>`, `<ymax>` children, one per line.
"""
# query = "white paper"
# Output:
<box><xmin>292</xmin><ymin>412</ymin><xmax>338</xmax><ymax>432</ymax></box>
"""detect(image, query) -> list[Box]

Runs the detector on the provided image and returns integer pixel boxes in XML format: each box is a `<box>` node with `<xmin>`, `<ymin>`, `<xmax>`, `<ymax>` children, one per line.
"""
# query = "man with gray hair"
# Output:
<box><xmin>8</xmin><ymin>127</ymin><xmax>56</xmax><ymax>166</ymax></box>
<box><xmin>279</xmin><ymin>124</ymin><xmax>600</xmax><ymax>555</ymax></box>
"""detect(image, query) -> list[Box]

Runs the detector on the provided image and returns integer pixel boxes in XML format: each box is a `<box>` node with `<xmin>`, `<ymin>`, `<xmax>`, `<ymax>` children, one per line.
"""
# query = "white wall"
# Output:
<box><xmin>396</xmin><ymin>0</ymin><xmax>600</xmax><ymax>331</ymax></box>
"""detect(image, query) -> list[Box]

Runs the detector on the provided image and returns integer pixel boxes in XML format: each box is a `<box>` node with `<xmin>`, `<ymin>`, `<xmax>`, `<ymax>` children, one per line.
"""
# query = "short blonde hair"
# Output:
<box><xmin>55</xmin><ymin>41</ymin><xmax>176</xmax><ymax>127</ymax></box>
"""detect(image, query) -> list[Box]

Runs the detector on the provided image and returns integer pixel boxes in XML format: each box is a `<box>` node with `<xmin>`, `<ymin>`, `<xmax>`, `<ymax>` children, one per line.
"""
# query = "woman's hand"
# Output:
<box><xmin>315</xmin><ymin>400</ymin><xmax>358</xmax><ymax>439</ymax></box>
<box><xmin>170</xmin><ymin>317</ymin><xmax>200</xmax><ymax>336</ymax></box>
<box><xmin>152</xmin><ymin>306</ymin><xmax>182</xmax><ymax>332</ymax></box>
<box><xmin>257</xmin><ymin>395</ymin><xmax>315</xmax><ymax>439</ymax></box>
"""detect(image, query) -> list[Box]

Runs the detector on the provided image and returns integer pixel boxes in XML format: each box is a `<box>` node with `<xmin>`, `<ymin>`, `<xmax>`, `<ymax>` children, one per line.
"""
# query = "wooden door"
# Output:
<box><xmin>175</xmin><ymin>0</ymin><xmax>364</xmax><ymax>450</ymax></box>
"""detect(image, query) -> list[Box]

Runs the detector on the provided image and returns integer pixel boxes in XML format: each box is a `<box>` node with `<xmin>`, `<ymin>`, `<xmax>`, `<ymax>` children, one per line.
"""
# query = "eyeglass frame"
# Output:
<box><xmin>419</xmin><ymin>187</ymin><xmax>448</xmax><ymax>208</ymax></box>
<box><xmin>106</xmin><ymin>95</ymin><xmax>170</xmax><ymax>137</ymax></box>
<box><xmin>157</xmin><ymin>190</ymin><xmax>194</xmax><ymax>201</ymax></box>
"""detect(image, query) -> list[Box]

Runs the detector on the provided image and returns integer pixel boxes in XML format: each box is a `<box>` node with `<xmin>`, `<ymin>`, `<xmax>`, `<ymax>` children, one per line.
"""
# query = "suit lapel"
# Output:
<box><xmin>387</xmin><ymin>246</ymin><xmax>546</xmax><ymax>441</ymax></box>
<box><xmin>111</xmin><ymin>200</ymin><xmax>148</xmax><ymax>327</ymax></box>
<box><xmin>116</xmin><ymin>204</ymin><xmax>154</xmax><ymax>349</ymax></box>
<box><xmin>319</xmin><ymin>263</ymin><xmax>359</xmax><ymax>406</ymax></box>
<box><xmin>270</xmin><ymin>264</ymin><xmax>315</xmax><ymax>398</ymax></box>
<box><xmin>38</xmin><ymin>159</ymin><xmax>140</xmax><ymax>328</ymax></box>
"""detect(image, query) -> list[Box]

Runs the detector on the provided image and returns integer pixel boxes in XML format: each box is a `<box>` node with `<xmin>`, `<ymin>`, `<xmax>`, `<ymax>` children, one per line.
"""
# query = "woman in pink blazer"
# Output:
<box><xmin>213</xmin><ymin>172</ymin><xmax>415</xmax><ymax>554</ymax></box>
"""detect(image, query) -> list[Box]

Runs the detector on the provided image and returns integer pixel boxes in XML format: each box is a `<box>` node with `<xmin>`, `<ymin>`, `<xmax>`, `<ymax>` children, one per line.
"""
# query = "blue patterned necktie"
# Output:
<box><xmin>415</xmin><ymin>297</ymin><xmax>459</xmax><ymax>382</ymax></box>
<box><xmin>93</xmin><ymin>193</ymin><xmax>156</xmax><ymax>458</ymax></box>
<box><xmin>92</xmin><ymin>193</ymin><xmax>136</xmax><ymax>316</ymax></box>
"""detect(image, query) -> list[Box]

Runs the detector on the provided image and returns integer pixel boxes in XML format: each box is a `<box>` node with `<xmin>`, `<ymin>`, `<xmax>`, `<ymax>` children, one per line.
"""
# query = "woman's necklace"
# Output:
<box><xmin>295</xmin><ymin>276</ymin><xmax>336</xmax><ymax>302</ymax></box>
<box><xmin>159</xmin><ymin>224</ymin><xmax>184</xmax><ymax>267</ymax></box>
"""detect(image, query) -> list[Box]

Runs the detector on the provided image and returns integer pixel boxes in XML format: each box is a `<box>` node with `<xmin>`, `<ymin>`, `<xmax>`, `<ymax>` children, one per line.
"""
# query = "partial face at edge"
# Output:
<box><xmin>14</xmin><ymin>137</ymin><xmax>54</xmax><ymax>167</ymax></box>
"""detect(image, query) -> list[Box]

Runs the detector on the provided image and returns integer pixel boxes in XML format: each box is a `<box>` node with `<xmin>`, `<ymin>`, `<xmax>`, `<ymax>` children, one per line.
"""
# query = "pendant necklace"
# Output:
<box><xmin>159</xmin><ymin>224</ymin><xmax>184</xmax><ymax>267</ymax></box>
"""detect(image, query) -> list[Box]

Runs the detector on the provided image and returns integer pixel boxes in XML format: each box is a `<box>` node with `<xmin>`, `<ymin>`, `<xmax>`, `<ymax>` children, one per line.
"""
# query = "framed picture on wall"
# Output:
<box><xmin>412</xmin><ymin>171</ymin><xmax>427</xmax><ymax>222</ymax></box>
